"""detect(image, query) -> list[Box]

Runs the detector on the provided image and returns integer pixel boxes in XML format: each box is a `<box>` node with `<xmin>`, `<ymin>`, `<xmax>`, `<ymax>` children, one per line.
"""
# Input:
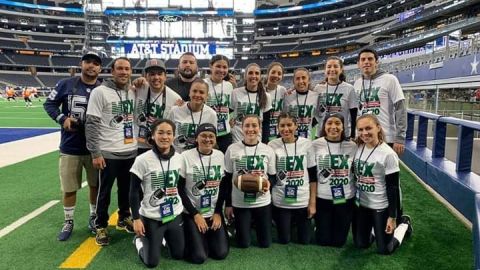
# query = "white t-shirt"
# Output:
<box><xmin>283</xmin><ymin>90</ymin><xmax>319</xmax><ymax>139</ymax></box>
<box><xmin>266</xmin><ymin>85</ymin><xmax>287</xmax><ymax>141</ymax></box>
<box><xmin>130</xmin><ymin>150</ymin><xmax>185</xmax><ymax>221</ymax></box>
<box><xmin>353</xmin><ymin>142</ymin><xmax>399</xmax><ymax>210</ymax></box>
<box><xmin>312</xmin><ymin>138</ymin><xmax>357</xmax><ymax>201</ymax></box>
<box><xmin>224</xmin><ymin>141</ymin><xmax>276</xmax><ymax>208</ymax></box>
<box><xmin>268</xmin><ymin>137</ymin><xmax>315</xmax><ymax>208</ymax></box>
<box><xmin>204</xmin><ymin>78</ymin><xmax>234</xmax><ymax>137</ymax></box>
<box><xmin>134</xmin><ymin>86</ymin><xmax>182</xmax><ymax>149</ymax></box>
<box><xmin>182</xmin><ymin>148</ymin><xmax>225</xmax><ymax>218</ymax></box>
<box><xmin>314</xmin><ymin>82</ymin><xmax>358</xmax><ymax>138</ymax></box>
<box><xmin>86</xmin><ymin>85</ymin><xmax>137</xmax><ymax>152</ymax></box>
<box><xmin>354</xmin><ymin>73</ymin><xmax>405</xmax><ymax>143</ymax></box>
<box><xmin>230</xmin><ymin>87</ymin><xmax>272</xmax><ymax>143</ymax></box>
<box><xmin>167</xmin><ymin>103</ymin><xmax>218</xmax><ymax>153</ymax></box>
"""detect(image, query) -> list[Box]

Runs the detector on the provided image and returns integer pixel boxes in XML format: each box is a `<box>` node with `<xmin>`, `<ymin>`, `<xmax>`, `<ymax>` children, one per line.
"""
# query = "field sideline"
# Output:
<box><xmin>0</xmin><ymin>100</ymin><xmax>473</xmax><ymax>269</ymax></box>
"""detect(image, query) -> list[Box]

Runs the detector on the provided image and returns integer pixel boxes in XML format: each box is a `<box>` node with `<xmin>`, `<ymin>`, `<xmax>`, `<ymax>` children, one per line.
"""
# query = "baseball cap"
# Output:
<box><xmin>195</xmin><ymin>123</ymin><xmax>217</xmax><ymax>138</ymax></box>
<box><xmin>81</xmin><ymin>51</ymin><xmax>102</xmax><ymax>64</ymax></box>
<box><xmin>144</xmin><ymin>59</ymin><xmax>166</xmax><ymax>73</ymax></box>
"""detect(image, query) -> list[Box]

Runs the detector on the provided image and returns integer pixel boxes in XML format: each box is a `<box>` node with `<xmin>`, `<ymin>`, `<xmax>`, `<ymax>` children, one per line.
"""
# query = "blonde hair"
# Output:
<box><xmin>355</xmin><ymin>114</ymin><xmax>385</xmax><ymax>145</ymax></box>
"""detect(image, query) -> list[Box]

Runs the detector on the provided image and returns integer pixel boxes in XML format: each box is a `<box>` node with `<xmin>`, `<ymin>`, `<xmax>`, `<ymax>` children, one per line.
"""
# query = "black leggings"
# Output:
<box><xmin>272</xmin><ymin>205</ymin><xmax>312</xmax><ymax>244</ymax></box>
<box><xmin>138</xmin><ymin>215</ymin><xmax>185</xmax><ymax>268</ymax></box>
<box><xmin>216</xmin><ymin>134</ymin><xmax>232</xmax><ymax>154</ymax></box>
<box><xmin>352</xmin><ymin>205</ymin><xmax>398</xmax><ymax>255</ymax></box>
<box><xmin>315</xmin><ymin>197</ymin><xmax>354</xmax><ymax>247</ymax></box>
<box><xmin>183</xmin><ymin>214</ymin><xmax>229</xmax><ymax>264</ymax></box>
<box><xmin>233</xmin><ymin>205</ymin><xmax>272</xmax><ymax>248</ymax></box>
<box><xmin>95</xmin><ymin>158</ymin><xmax>134</xmax><ymax>228</ymax></box>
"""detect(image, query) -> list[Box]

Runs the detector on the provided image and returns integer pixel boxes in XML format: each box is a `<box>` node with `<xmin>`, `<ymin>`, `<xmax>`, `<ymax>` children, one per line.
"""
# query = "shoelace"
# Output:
<box><xmin>62</xmin><ymin>222</ymin><xmax>73</xmax><ymax>232</ymax></box>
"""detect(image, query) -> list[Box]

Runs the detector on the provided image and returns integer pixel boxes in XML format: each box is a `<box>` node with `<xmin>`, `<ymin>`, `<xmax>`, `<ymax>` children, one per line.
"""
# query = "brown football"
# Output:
<box><xmin>234</xmin><ymin>174</ymin><xmax>268</xmax><ymax>193</ymax></box>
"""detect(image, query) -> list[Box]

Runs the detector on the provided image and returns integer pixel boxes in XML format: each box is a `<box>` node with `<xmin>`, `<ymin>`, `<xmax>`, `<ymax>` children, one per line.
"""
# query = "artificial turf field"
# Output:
<box><xmin>0</xmin><ymin>99</ymin><xmax>474</xmax><ymax>269</ymax></box>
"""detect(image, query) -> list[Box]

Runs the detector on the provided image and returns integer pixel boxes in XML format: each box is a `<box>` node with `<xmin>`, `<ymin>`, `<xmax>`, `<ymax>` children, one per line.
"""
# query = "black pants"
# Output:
<box><xmin>95</xmin><ymin>157</ymin><xmax>134</xmax><ymax>228</ymax></box>
<box><xmin>315</xmin><ymin>197</ymin><xmax>354</xmax><ymax>247</ymax></box>
<box><xmin>352</xmin><ymin>205</ymin><xmax>398</xmax><ymax>255</ymax></box>
<box><xmin>183</xmin><ymin>214</ymin><xmax>229</xmax><ymax>264</ymax></box>
<box><xmin>138</xmin><ymin>215</ymin><xmax>185</xmax><ymax>268</ymax></box>
<box><xmin>216</xmin><ymin>134</ymin><xmax>232</xmax><ymax>154</ymax></box>
<box><xmin>272</xmin><ymin>205</ymin><xmax>312</xmax><ymax>244</ymax></box>
<box><xmin>233</xmin><ymin>204</ymin><xmax>272</xmax><ymax>248</ymax></box>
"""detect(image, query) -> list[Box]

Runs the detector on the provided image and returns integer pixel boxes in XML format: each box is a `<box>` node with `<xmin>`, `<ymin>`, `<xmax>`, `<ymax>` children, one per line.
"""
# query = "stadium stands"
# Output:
<box><xmin>0</xmin><ymin>72</ymin><xmax>41</xmax><ymax>87</ymax></box>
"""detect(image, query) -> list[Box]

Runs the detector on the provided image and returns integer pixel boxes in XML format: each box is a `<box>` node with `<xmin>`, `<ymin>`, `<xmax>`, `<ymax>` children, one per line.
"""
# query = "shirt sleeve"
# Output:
<box><xmin>224</xmin><ymin>146</ymin><xmax>233</xmax><ymax>173</ymax></box>
<box><xmin>86</xmin><ymin>86</ymin><xmax>104</xmax><ymax>118</ymax></box>
<box><xmin>130</xmin><ymin>156</ymin><xmax>147</xmax><ymax>180</ymax></box>
<box><xmin>267</xmin><ymin>145</ymin><xmax>277</xmax><ymax>175</ymax></box>
<box><xmin>389</xmin><ymin>75</ymin><xmax>405</xmax><ymax>104</ymax></box>
<box><xmin>384</xmin><ymin>151</ymin><xmax>400</xmax><ymax>175</ymax></box>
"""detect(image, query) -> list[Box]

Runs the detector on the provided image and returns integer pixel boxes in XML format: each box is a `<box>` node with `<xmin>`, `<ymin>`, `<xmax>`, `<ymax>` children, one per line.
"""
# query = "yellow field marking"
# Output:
<box><xmin>59</xmin><ymin>212</ymin><xmax>119</xmax><ymax>269</ymax></box>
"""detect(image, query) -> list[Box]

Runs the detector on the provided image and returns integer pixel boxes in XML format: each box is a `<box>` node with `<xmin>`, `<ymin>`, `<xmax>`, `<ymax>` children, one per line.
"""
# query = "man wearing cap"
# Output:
<box><xmin>85</xmin><ymin>57</ymin><xmax>137</xmax><ymax>246</ymax></box>
<box><xmin>135</xmin><ymin>59</ymin><xmax>182</xmax><ymax>155</ymax></box>
<box><xmin>166</xmin><ymin>52</ymin><xmax>199</xmax><ymax>101</ymax></box>
<box><xmin>44</xmin><ymin>51</ymin><xmax>102</xmax><ymax>241</ymax></box>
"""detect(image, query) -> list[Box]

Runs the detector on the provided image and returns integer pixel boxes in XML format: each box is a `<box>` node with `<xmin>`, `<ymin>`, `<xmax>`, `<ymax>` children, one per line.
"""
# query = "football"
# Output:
<box><xmin>234</xmin><ymin>173</ymin><xmax>268</xmax><ymax>193</ymax></box>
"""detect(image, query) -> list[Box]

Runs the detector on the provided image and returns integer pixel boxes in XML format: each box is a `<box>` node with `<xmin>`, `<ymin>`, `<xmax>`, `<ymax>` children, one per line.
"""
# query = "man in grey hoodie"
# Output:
<box><xmin>85</xmin><ymin>57</ymin><xmax>137</xmax><ymax>246</ymax></box>
<box><xmin>354</xmin><ymin>48</ymin><xmax>406</xmax><ymax>155</ymax></box>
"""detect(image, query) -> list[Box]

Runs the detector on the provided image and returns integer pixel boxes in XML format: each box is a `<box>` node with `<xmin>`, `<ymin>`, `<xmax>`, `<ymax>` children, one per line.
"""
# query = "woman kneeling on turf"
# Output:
<box><xmin>312</xmin><ymin>113</ymin><xmax>357</xmax><ymax>247</ymax></box>
<box><xmin>352</xmin><ymin>114</ymin><xmax>412</xmax><ymax>254</ymax></box>
<box><xmin>268</xmin><ymin>112</ymin><xmax>317</xmax><ymax>244</ymax></box>
<box><xmin>129</xmin><ymin>119</ymin><xmax>185</xmax><ymax>268</ymax></box>
<box><xmin>178</xmin><ymin>123</ymin><xmax>229</xmax><ymax>263</ymax></box>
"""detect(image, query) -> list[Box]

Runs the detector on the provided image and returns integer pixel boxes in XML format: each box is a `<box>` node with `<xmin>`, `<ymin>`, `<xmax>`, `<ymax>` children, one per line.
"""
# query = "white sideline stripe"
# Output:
<box><xmin>400</xmin><ymin>160</ymin><xmax>472</xmax><ymax>230</ymax></box>
<box><xmin>0</xmin><ymin>132</ymin><xmax>60</xmax><ymax>168</ymax></box>
<box><xmin>0</xmin><ymin>200</ymin><xmax>60</xmax><ymax>238</ymax></box>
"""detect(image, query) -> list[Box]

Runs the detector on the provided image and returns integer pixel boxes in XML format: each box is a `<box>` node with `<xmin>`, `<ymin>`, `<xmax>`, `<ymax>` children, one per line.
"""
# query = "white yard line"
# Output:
<box><xmin>0</xmin><ymin>131</ymin><xmax>60</xmax><ymax>168</ymax></box>
<box><xmin>0</xmin><ymin>200</ymin><xmax>60</xmax><ymax>238</ymax></box>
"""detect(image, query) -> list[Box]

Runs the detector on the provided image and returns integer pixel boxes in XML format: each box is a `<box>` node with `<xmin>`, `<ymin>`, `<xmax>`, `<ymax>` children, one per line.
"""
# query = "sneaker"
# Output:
<box><xmin>401</xmin><ymin>215</ymin><xmax>413</xmax><ymax>238</ymax></box>
<box><xmin>88</xmin><ymin>214</ymin><xmax>97</xmax><ymax>234</ymax></box>
<box><xmin>117</xmin><ymin>216</ymin><xmax>134</xmax><ymax>233</ymax></box>
<box><xmin>57</xmin><ymin>220</ymin><xmax>74</xmax><ymax>241</ymax></box>
<box><xmin>95</xmin><ymin>228</ymin><xmax>110</xmax><ymax>246</ymax></box>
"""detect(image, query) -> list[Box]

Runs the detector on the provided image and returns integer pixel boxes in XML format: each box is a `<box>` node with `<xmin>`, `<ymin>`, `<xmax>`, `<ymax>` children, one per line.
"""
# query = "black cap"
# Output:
<box><xmin>81</xmin><ymin>51</ymin><xmax>102</xmax><ymax>64</ymax></box>
<box><xmin>323</xmin><ymin>112</ymin><xmax>345</xmax><ymax>125</ymax></box>
<box><xmin>195</xmin><ymin>123</ymin><xmax>217</xmax><ymax>138</ymax></box>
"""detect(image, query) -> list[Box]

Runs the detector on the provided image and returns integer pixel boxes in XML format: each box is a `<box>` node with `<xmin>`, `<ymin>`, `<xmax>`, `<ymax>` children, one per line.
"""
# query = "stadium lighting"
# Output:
<box><xmin>288</xmin><ymin>25</ymin><xmax>294</xmax><ymax>29</ymax></box>
<box><xmin>273</xmin><ymin>27</ymin><xmax>279</xmax><ymax>30</ymax></box>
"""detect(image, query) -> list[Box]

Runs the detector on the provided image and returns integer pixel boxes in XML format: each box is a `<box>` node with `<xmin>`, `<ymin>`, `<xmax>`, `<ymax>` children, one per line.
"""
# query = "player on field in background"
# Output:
<box><xmin>354</xmin><ymin>48</ymin><xmax>410</xmax><ymax>226</ymax></box>
<box><xmin>85</xmin><ymin>57</ymin><xmax>137</xmax><ymax>246</ymax></box>
<box><xmin>43</xmin><ymin>51</ymin><xmax>102</xmax><ymax>241</ymax></box>
<box><xmin>22</xmin><ymin>87</ymin><xmax>33</xmax><ymax>107</ymax></box>
<box><xmin>166</xmin><ymin>52</ymin><xmax>199</xmax><ymax>101</ymax></box>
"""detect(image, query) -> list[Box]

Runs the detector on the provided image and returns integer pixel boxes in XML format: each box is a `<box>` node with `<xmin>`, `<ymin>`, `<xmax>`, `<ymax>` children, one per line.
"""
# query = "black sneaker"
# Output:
<box><xmin>57</xmin><ymin>220</ymin><xmax>74</xmax><ymax>241</ymax></box>
<box><xmin>401</xmin><ymin>215</ymin><xmax>413</xmax><ymax>238</ymax></box>
<box><xmin>117</xmin><ymin>216</ymin><xmax>134</xmax><ymax>233</ymax></box>
<box><xmin>95</xmin><ymin>228</ymin><xmax>109</xmax><ymax>246</ymax></box>
<box><xmin>88</xmin><ymin>214</ymin><xmax>96</xmax><ymax>234</ymax></box>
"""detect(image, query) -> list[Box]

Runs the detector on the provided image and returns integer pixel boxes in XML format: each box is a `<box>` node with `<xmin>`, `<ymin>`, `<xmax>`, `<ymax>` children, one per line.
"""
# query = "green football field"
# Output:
<box><xmin>0</xmin><ymin>99</ymin><xmax>474</xmax><ymax>269</ymax></box>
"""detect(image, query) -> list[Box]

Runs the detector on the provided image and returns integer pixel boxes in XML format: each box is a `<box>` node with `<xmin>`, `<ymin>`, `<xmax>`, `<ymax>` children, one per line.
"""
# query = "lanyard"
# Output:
<box><xmin>325</xmin><ymin>82</ymin><xmax>340</xmax><ymax>109</ymax></box>
<box><xmin>211</xmin><ymin>79</ymin><xmax>224</xmax><ymax>106</ymax></box>
<box><xmin>326</xmin><ymin>140</ymin><xmax>342</xmax><ymax>169</ymax></box>
<box><xmin>114</xmin><ymin>89</ymin><xmax>129</xmax><ymax>115</ymax></box>
<box><xmin>155</xmin><ymin>151</ymin><xmax>171</xmax><ymax>189</ymax></box>
<box><xmin>282</xmin><ymin>138</ymin><xmax>297</xmax><ymax>172</ymax></box>
<box><xmin>360</xmin><ymin>77</ymin><xmax>373</xmax><ymax>103</ymax></box>
<box><xmin>356</xmin><ymin>142</ymin><xmax>380</xmax><ymax>175</ymax></box>
<box><xmin>197</xmin><ymin>149</ymin><xmax>212</xmax><ymax>181</ymax></box>
<box><xmin>145</xmin><ymin>87</ymin><xmax>166</xmax><ymax>118</ymax></box>
<box><xmin>188</xmin><ymin>102</ymin><xmax>204</xmax><ymax>131</ymax></box>
<box><xmin>243</xmin><ymin>142</ymin><xmax>259</xmax><ymax>171</ymax></box>
<box><xmin>246</xmin><ymin>89</ymin><xmax>259</xmax><ymax>115</ymax></box>
<box><xmin>295</xmin><ymin>90</ymin><xmax>309</xmax><ymax>117</ymax></box>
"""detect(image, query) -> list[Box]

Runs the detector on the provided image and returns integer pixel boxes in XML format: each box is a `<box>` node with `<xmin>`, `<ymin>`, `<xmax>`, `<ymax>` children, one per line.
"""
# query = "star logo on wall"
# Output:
<box><xmin>411</xmin><ymin>70</ymin><xmax>415</xmax><ymax>81</ymax></box>
<box><xmin>471</xmin><ymin>54</ymin><xmax>478</xmax><ymax>75</ymax></box>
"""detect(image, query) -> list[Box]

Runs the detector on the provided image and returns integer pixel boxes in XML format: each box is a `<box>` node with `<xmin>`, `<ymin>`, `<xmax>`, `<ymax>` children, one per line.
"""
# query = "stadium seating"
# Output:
<box><xmin>0</xmin><ymin>73</ymin><xmax>41</xmax><ymax>87</ymax></box>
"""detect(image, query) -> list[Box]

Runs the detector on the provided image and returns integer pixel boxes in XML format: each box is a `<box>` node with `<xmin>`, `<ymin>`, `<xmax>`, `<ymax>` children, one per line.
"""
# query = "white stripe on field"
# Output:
<box><xmin>0</xmin><ymin>200</ymin><xmax>60</xmax><ymax>238</ymax></box>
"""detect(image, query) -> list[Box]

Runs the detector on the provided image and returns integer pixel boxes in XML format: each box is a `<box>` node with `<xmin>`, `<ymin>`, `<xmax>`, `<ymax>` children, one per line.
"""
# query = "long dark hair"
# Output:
<box><xmin>265</xmin><ymin>62</ymin><xmax>285</xmax><ymax>87</ymax></box>
<box><xmin>244</xmin><ymin>63</ymin><xmax>268</xmax><ymax>110</ymax></box>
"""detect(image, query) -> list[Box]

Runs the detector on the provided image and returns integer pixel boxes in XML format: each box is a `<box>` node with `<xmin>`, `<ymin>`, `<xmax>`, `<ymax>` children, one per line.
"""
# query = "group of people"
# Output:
<box><xmin>4</xmin><ymin>86</ymin><xmax>38</xmax><ymax>106</ymax></box>
<box><xmin>44</xmin><ymin>48</ymin><xmax>413</xmax><ymax>268</ymax></box>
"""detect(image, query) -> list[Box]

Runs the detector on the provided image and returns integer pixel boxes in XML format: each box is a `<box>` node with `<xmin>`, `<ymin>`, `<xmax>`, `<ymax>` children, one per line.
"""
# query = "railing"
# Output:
<box><xmin>404</xmin><ymin>110</ymin><xmax>480</xmax><ymax>269</ymax></box>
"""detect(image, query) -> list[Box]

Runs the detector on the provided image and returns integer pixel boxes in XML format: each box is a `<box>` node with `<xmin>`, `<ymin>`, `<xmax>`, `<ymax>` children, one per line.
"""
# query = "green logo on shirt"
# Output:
<box><xmin>150</xmin><ymin>170</ymin><xmax>180</xmax><ymax>189</ymax></box>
